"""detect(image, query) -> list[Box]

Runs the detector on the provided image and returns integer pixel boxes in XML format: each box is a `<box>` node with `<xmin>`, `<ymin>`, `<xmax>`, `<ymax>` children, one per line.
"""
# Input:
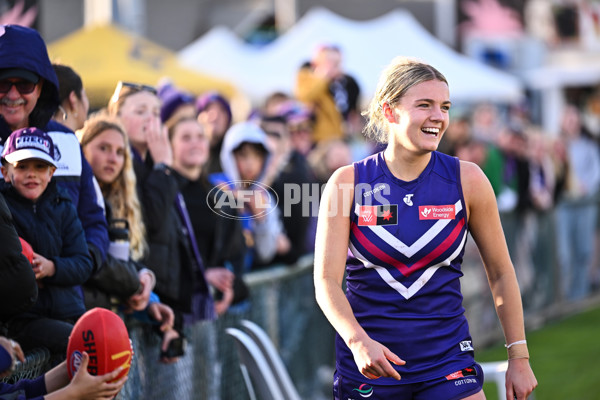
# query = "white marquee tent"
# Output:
<box><xmin>178</xmin><ymin>7</ymin><xmax>524</xmax><ymax>107</ymax></box>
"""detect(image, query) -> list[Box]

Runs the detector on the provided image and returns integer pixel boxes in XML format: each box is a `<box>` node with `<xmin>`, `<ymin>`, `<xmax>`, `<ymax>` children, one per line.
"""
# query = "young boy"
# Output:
<box><xmin>0</xmin><ymin>127</ymin><xmax>93</xmax><ymax>357</ymax></box>
<box><xmin>219</xmin><ymin>121</ymin><xmax>289</xmax><ymax>268</ymax></box>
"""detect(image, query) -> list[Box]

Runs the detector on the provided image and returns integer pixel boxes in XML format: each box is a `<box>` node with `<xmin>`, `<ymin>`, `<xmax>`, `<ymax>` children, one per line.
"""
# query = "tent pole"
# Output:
<box><xmin>274</xmin><ymin>0</ymin><xmax>297</xmax><ymax>33</ymax></box>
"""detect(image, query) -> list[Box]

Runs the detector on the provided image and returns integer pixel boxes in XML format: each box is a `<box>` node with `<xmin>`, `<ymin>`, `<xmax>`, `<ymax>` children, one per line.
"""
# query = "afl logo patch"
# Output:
<box><xmin>358</xmin><ymin>204</ymin><xmax>398</xmax><ymax>226</ymax></box>
<box><xmin>68</xmin><ymin>350</ymin><xmax>83</xmax><ymax>377</ymax></box>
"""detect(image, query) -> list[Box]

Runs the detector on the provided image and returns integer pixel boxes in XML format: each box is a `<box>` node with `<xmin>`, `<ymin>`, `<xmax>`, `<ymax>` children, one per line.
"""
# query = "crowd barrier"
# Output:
<box><xmin>117</xmin><ymin>253</ymin><xmax>331</xmax><ymax>400</ymax></box>
<box><xmin>1</xmin><ymin>347</ymin><xmax>51</xmax><ymax>385</ymax></box>
<box><xmin>3</xmin><ymin>207</ymin><xmax>598</xmax><ymax>399</ymax></box>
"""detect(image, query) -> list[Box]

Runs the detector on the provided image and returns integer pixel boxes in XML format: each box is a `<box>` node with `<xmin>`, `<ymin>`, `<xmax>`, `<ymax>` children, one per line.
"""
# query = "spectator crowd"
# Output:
<box><xmin>0</xmin><ymin>23</ymin><xmax>599</xmax><ymax>400</ymax></box>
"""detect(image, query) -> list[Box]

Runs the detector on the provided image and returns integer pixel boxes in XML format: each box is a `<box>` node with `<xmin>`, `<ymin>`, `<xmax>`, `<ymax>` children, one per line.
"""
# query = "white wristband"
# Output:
<box><xmin>505</xmin><ymin>340</ymin><xmax>527</xmax><ymax>349</ymax></box>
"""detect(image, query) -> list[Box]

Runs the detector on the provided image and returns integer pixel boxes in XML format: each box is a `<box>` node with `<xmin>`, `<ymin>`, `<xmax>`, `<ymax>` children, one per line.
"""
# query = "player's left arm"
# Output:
<box><xmin>460</xmin><ymin>160</ymin><xmax>537</xmax><ymax>400</ymax></box>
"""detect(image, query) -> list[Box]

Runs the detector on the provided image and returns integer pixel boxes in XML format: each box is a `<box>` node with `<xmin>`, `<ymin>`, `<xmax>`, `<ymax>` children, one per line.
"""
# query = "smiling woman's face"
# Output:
<box><xmin>386</xmin><ymin>79</ymin><xmax>450</xmax><ymax>153</ymax></box>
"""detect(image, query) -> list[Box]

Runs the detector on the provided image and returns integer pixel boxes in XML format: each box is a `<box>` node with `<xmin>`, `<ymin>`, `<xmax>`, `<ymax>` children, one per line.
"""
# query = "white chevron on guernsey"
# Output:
<box><xmin>349</xmin><ymin>230</ymin><xmax>467</xmax><ymax>299</ymax></box>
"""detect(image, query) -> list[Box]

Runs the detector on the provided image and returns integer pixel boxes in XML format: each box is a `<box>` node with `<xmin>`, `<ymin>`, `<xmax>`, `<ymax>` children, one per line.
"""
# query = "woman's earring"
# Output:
<box><xmin>58</xmin><ymin>105</ymin><xmax>67</xmax><ymax>121</ymax></box>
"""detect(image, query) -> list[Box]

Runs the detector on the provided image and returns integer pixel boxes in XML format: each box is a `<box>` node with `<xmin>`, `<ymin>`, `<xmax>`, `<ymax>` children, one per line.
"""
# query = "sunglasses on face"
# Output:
<box><xmin>0</xmin><ymin>80</ymin><xmax>37</xmax><ymax>94</ymax></box>
<box><xmin>264</xmin><ymin>130</ymin><xmax>282</xmax><ymax>139</ymax></box>
<box><xmin>110</xmin><ymin>81</ymin><xmax>158</xmax><ymax>104</ymax></box>
<box><xmin>118</xmin><ymin>81</ymin><xmax>157</xmax><ymax>95</ymax></box>
<box><xmin>289</xmin><ymin>123</ymin><xmax>313</xmax><ymax>134</ymax></box>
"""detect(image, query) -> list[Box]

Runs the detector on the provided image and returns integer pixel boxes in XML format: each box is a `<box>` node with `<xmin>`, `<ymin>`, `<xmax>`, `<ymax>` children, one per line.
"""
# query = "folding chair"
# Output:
<box><xmin>226</xmin><ymin>327</ymin><xmax>285</xmax><ymax>400</ymax></box>
<box><xmin>240</xmin><ymin>320</ymin><xmax>302</xmax><ymax>400</ymax></box>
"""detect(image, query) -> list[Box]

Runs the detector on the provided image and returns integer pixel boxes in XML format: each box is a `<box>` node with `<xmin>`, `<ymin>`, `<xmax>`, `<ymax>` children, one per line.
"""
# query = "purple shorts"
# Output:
<box><xmin>333</xmin><ymin>363</ymin><xmax>484</xmax><ymax>400</ymax></box>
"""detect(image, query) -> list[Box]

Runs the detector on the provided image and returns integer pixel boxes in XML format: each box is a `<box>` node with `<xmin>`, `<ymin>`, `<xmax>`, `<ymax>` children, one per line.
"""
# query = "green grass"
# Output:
<box><xmin>476</xmin><ymin>305</ymin><xmax>600</xmax><ymax>400</ymax></box>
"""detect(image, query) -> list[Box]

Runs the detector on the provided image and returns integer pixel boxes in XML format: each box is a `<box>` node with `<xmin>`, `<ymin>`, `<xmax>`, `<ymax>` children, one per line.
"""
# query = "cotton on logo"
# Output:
<box><xmin>421</xmin><ymin>207</ymin><xmax>431</xmax><ymax>218</ymax></box>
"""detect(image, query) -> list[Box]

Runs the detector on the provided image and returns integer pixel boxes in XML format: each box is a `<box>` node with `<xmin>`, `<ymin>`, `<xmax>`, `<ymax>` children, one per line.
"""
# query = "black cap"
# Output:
<box><xmin>0</xmin><ymin>68</ymin><xmax>39</xmax><ymax>83</ymax></box>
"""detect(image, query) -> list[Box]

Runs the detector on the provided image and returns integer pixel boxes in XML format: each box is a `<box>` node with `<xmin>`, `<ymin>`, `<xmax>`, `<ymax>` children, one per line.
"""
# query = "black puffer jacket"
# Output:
<box><xmin>0</xmin><ymin>193</ymin><xmax>37</xmax><ymax>320</ymax></box>
<box><xmin>132</xmin><ymin>151</ymin><xmax>214</xmax><ymax>323</ymax></box>
<box><xmin>83</xmin><ymin>255</ymin><xmax>142</xmax><ymax>310</ymax></box>
<box><xmin>181</xmin><ymin>174</ymin><xmax>249</xmax><ymax>304</ymax></box>
<box><xmin>82</xmin><ymin>204</ymin><xmax>142</xmax><ymax>310</ymax></box>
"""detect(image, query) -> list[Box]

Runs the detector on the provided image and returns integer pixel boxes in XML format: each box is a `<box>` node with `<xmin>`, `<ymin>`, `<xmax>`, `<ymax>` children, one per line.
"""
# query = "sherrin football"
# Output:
<box><xmin>67</xmin><ymin>308</ymin><xmax>132</xmax><ymax>381</ymax></box>
<box><xmin>19</xmin><ymin>237</ymin><xmax>34</xmax><ymax>264</ymax></box>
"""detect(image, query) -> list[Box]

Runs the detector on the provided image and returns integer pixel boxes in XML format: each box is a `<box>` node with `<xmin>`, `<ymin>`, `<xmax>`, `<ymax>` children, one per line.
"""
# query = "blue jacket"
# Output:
<box><xmin>45</xmin><ymin>120</ymin><xmax>110</xmax><ymax>267</ymax></box>
<box><xmin>0</xmin><ymin>25</ymin><xmax>109</xmax><ymax>267</ymax></box>
<box><xmin>0</xmin><ymin>181</ymin><xmax>93</xmax><ymax>320</ymax></box>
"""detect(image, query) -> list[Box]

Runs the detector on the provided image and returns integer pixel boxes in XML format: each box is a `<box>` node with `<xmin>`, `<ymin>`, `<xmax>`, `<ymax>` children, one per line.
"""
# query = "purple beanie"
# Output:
<box><xmin>273</xmin><ymin>100</ymin><xmax>314</xmax><ymax>124</ymax></box>
<box><xmin>158</xmin><ymin>83</ymin><xmax>195</xmax><ymax>123</ymax></box>
<box><xmin>195</xmin><ymin>91</ymin><xmax>232</xmax><ymax>126</ymax></box>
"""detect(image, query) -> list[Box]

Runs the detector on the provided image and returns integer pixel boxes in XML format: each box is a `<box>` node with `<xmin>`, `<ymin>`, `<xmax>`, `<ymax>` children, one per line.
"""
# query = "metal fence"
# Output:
<box><xmin>1</xmin><ymin>347</ymin><xmax>51</xmax><ymax>385</ymax></box>
<box><xmin>3</xmin><ymin>207</ymin><xmax>598</xmax><ymax>399</ymax></box>
<box><xmin>117</xmin><ymin>253</ymin><xmax>331</xmax><ymax>400</ymax></box>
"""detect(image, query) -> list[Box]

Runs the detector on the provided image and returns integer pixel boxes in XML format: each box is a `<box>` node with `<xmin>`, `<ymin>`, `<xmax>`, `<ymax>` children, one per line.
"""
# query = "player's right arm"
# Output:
<box><xmin>314</xmin><ymin>166</ymin><xmax>404</xmax><ymax>380</ymax></box>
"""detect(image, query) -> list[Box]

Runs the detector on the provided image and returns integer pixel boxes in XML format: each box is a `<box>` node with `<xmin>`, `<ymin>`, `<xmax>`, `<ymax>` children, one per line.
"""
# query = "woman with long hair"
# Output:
<box><xmin>78</xmin><ymin>114</ymin><xmax>177</xmax><ymax>355</ymax></box>
<box><xmin>108</xmin><ymin>81</ymin><xmax>218</xmax><ymax>399</ymax></box>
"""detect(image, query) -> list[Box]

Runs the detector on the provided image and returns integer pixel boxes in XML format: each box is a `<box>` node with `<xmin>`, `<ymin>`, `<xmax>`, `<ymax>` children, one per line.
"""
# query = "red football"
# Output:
<box><xmin>67</xmin><ymin>308</ymin><xmax>132</xmax><ymax>381</ymax></box>
<box><xmin>19</xmin><ymin>237</ymin><xmax>34</xmax><ymax>264</ymax></box>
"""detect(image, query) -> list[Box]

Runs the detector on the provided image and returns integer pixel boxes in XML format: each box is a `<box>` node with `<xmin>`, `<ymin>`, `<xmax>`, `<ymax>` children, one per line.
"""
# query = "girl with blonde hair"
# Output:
<box><xmin>78</xmin><ymin>112</ymin><xmax>179</xmax><ymax>363</ymax></box>
<box><xmin>78</xmin><ymin>114</ymin><xmax>147</xmax><ymax>260</ymax></box>
<box><xmin>314</xmin><ymin>57</ymin><xmax>537</xmax><ymax>399</ymax></box>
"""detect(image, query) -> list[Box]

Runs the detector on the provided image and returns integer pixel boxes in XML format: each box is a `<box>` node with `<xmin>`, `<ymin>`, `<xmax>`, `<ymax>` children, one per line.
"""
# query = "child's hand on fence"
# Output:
<box><xmin>0</xmin><ymin>337</ymin><xmax>24</xmax><ymax>378</ymax></box>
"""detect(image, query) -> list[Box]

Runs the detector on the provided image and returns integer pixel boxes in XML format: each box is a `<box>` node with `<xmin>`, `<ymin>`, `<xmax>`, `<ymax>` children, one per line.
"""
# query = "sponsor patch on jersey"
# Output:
<box><xmin>358</xmin><ymin>205</ymin><xmax>398</xmax><ymax>226</ymax></box>
<box><xmin>459</xmin><ymin>340</ymin><xmax>474</xmax><ymax>352</ymax></box>
<box><xmin>419</xmin><ymin>204</ymin><xmax>456</xmax><ymax>220</ymax></box>
<box><xmin>445</xmin><ymin>366</ymin><xmax>478</xmax><ymax>380</ymax></box>
<box><xmin>352</xmin><ymin>383</ymin><xmax>374</xmax><ymax>398</ymax></box>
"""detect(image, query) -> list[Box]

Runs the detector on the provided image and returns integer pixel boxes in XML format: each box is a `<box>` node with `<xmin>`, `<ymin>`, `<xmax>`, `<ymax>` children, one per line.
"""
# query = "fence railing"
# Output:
<box><xmin>118</xmin><ymin>253</ymin><xmax>329</xmax><ymax>400</ymax></box>
<box><xmin>3</xmin><ymin>207</ymin><xmax>598</xmax><ymax>399</ymax></box>
<box><xmin>1</xmin><ymin>347</ymin><xmax>51</xmax><ymax>385</ymax></box>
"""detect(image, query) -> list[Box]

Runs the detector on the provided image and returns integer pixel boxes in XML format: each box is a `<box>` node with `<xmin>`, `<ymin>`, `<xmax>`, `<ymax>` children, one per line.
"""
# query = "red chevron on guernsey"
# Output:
<box><xmin>350</xmin><ymin>217</ymin><xmax>465</xmax><ymax>277</ymax></box>
<box><xmin>405</xmin><ymin>218</ymin><xmax>465</xmax><ymax>272</ymax></box>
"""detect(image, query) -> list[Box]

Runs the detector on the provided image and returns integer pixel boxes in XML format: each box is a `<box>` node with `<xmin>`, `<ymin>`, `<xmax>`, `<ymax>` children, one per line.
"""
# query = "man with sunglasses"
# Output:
<box><xmin>0</xmin><ymin>69</ymin><xmax>42</xmax><ymax>131</ymax></box>
<box><xmin>0</xmin><ymin>25</ymin><xmax>109</xmax><ymax>277</ymax></box>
